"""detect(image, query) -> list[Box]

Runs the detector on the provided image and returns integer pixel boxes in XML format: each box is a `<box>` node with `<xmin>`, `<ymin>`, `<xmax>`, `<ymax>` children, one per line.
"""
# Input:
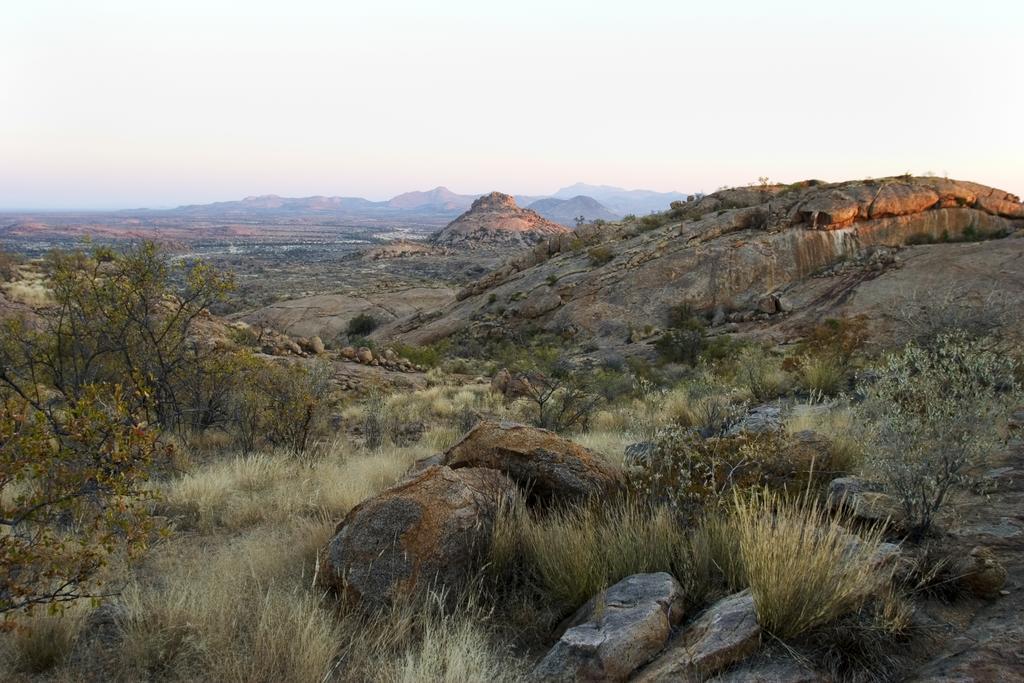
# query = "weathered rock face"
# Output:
<box><xmin>429</xmin><ymin>192</ymin><xmax>569</xmax><ymax>249</ymax></box>
<box><xmin>708</xmin><ymin>658</ymin><xmax>828</xmax><ymax>682</ymax></box>
<box><xmin>443</xmin><ymin>420</ymin><xmax>626</xmax><ymax>504</ymax></box>
<box><xmin>532</xmin><ymin>573</ymin><xmax>686</xmax><ymax>682</ymax></box>
<box><xmin>827</xmin><ymin>476</ymin><xmax>906</xmax><ymax>526</ymax></box>
<box><xmin>322</xmin><ymin>465</ymin><xmax>516</xmax><ymax>606</ymax></box>
<box><xmin>635</xmin><ymin>590</ymin><xmax>761</xmax><ymax>682</ymax></box>
<box><xmin>394</xmin><ymin>177</ymin><xmax>1024</xmax><ymax>350</ymax></box>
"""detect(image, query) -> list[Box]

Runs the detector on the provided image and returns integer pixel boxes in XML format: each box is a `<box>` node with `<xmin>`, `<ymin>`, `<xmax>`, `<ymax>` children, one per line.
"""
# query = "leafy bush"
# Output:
<box><xmin>638</xmin><ymin>214</ymin><xmax>665</xmax><ymax>231</ymax></box>
<box><xmin>233</xmin><ymin>359</ymin><xmax>333</xmax><ymax>457</ymax></box>
<box><xmin>347</xmin><ymin>312</ymin><xmax>379</xmax><ymax>336</ymax></box>
<box><xmin>392</xmin><ymin>341</ymin><xmax>449</xmax><ymax>368</ymax></box>
<box><xmin>858</xmin><ymin>332</ymin><xmax>1019</xmax><ymax>539</ymax></box>
<box><xmin>629</xmin><ymin>429</ymin><xmax>835</xmax><ymax>518</ymax></box>
<box><xmin>654</xmin><ymin>328</ymin><xmax>705</xmax><ymax>365</ymax></box>
<box><xmin>0</xmin><ymin>248</ymin><xmax>19</xmax><ymax>282</ymax></box>
<box><xmin>0</xmin><ymin>242</ymin><xmax>233</xmax><ymax>432</ymax></box>
<box><xmin>0</xmin><ymin>242</ymin><xmax>234</xmax><ymax>616</ymax></box>
<box><xmin>0</xmin><ymin>388</ymin><xmax>163</xmax><ymax>616</ymax></box>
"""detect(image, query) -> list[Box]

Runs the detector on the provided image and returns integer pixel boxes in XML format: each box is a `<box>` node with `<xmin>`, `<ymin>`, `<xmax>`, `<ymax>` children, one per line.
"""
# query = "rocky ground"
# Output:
<box><xmin>384</xmin><ymin>177</ymin><xmax>1023</xmax><ymax>354</ymax></box>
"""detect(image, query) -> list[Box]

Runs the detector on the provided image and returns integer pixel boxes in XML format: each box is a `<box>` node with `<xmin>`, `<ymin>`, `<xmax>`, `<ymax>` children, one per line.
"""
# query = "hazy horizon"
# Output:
<box><xmin>3</xmin><ymin>0</ymin><xmax>1022</xmax><ymax>210</ymax></box>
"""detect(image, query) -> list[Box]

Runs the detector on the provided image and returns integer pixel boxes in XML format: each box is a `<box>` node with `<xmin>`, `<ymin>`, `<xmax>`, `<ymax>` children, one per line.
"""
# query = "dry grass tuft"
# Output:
<box><xmin>733</xmin><ymin>491</ymin><xmax>891</xmax><ymax>639</ymax></box>
<box><xmin>490</xmin><ymin>500</ymin><xmax>686</xmax><ymax>610</ymax></box>
<box><xmin>0</xmin><ymin>606</ymin><xmax>84</xmax><ymax>675</ymax></box>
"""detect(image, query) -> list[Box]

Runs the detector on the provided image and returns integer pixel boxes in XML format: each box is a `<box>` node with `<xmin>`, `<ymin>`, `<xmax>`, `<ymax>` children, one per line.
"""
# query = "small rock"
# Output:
<box><xmin>635</xmin><ymin>590</ymin><xmax>761</xmax><ymax>681</ymax></box>
<box><xmin>356</xmin><ymin>347</ymin><xmax>374</xmax><ymax>364</ymax></box>
<box><xmin>624</xmin><ymin>442</ymin><xmax>656</xmax><ymax>467</ymax></box>
<box><xmin>955</xmin><ymin>546</ymin><xmax>1007</xmax><ymax>599</ymax></box>
<box><xmin>711</xmin><ymin>305</ymin><xmax>726</xmax><ymax>327</ymax></box>
<box><xmin>340</xmin><ymin>345</ymin><xmax>357</xmax><ymax>360</ymax></box>
<box><xmin>727</xmin><ymin>404</ymin><xmax>782</xmax><ymax>436</ymax></box>
<box><xmin>532</xmin><ymin>573</ymin><xmax>685</xmax><ymax>682</ymax></box>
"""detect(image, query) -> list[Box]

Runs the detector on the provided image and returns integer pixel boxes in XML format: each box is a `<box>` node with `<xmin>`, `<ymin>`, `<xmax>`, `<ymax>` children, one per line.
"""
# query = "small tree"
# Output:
<box><xmin>859</xmin><ymin>332</ymin><xmax>1019</xmax><ymax>539</ymax></box>
<box><xmin>0</xmin><ymin>386</ymin><xmax>163</xmax><ymax>617</ymax></box>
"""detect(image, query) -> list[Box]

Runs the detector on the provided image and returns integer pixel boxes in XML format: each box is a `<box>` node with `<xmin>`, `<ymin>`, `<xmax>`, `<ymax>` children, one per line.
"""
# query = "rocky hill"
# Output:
<box><xmin>527</xmin><ymin>195</ymin><xmax>620</xmax><ymax>226</ymax></box>
<box><xmin>553</xmin><ymin>183</ymin><xmax>687</xmax><ymax>215</ymax></box>
<box><xmin>385</xmin><ymin>186</ymin><xmax>476</xmax><ymax>212</ymax></box>
<box><xmin>389</xmin><ymin>176</ymin><xmax>1024</xmax><ymax>350</ymax></box>
<box><xmin>428</xmin><ymin>192</ymin><xmax>570</xmax><ymax>249</ymax></box>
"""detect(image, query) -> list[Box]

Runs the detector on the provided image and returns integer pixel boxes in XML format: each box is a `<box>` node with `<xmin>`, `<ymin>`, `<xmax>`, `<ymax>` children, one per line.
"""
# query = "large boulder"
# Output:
<box><xmin>635</xmin><ymin>590</ymin><xmax>761</xmax><ymax>681</ymax></box>
<box><xmin>532</xmin><ymin>573</ymin><xmax>685</xmax><ymax>682</ymax></box>
<box><xmin>443</xmin><ymin>420</ymin><xmax>626</xmax><ymax>504</ymax></box>
<box><xmin>322</xmin><ymin>465</ymin><xmax>516</xmax><ymax>607</ymax></box>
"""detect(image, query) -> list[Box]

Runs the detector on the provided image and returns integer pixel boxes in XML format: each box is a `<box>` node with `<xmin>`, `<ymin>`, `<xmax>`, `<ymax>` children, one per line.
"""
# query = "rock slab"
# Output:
<box><xmin>532</xmin><ymin>573</ymin><xmax>685</xmax><ymax>682</ymax></box>
<box><xmin>635</xmin><ymin>590</ymin><xmax>761</xmax><ymax>682</ymax></box>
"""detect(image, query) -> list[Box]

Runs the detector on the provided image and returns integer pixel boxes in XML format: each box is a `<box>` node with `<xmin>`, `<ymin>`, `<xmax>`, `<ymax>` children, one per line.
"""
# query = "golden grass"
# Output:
<box><xmin>798</xmin><ymin>354</ymin><xmax>847</xmax><ymax>395</ymax></box>
<box><xmin>0</xmin><ymin>605</ymin><xmax>84</xmax><ymax>675</ymax></box>
<box><xmin>688</xmin><ymin>511</ymin><xmax>746</xmax><ymax>595</ymax></box>
<box><xmin>785</xmin><ymin>405</ymin><xmax>863</xmax><ymax>474</ymax></box>
<box><xmin>1</xmin><ymin>279</ymin><xmax>53</xmax><ymax>307</ymax></box>
<box><xmin>114</xmin><ymin>521</ymin><xmax>341</xmax><ymax>682</ymax></box>
<box><xmin>160</xmin><ymin>445</ymin><xmax>430</xmax><ymax>532</ymax></box>
<box><xmin>733</xmin><ymin>491</ymin><xmax>891</xmax><ymax>639</ymax></box>
<box><xmin>491</xmin><ymin>500</ymin><xmax>686</xmax><ymax>610</ymax></box>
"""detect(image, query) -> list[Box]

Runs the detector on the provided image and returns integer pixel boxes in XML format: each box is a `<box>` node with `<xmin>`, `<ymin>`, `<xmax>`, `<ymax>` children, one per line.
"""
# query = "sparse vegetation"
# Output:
<box><xmin>586</xmin><ymin>244</ymin><xmax>614</xmax><ymax>266</ymax></box>
<box><xmin>347</xmin><ymin>312</ymin><xmax>379</xmax><ymax>336</ymax></box>
<box><xmin>858</xmin><ymin>331</ymin><xmax>1019</xmax><ymax>539</ymax></box>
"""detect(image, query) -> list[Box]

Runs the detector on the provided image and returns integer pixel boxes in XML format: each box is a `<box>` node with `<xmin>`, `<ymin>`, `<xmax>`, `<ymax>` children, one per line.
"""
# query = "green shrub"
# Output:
<box><xmin>347</xmin><ymin>312</ymin><xmax>379</xmax><ymax>336</ymax></box>
<box><xmin>392</xmin><ymin>341</ymin><xmax>449</xmax><ymax>368</ymax></box>
<box><xmin>735</xmin><ymin>347</ymin><xmax>789</xmax><ymax>400</ymax></box>
<box><xmin>587</xmin><ymin>245</ymin><xmax>614</xmax><ymax>266</ymax></box>
<box><xmin>0</xmin><ymin>248</ymin><xmax>19</xmax><ymax>282</ymax></box>
<box><xmin>858</xmin><ymin>332</ymin><xmax>1020</xmax><ymax>538</ymax></box>
<box><xmin>639</xmin><ymin>214</ymin><xmax>665</xmax><ymax>231</ymax></box>
<box><xmin>654</xmin><ymin>328</ymin><xmax>704</xmax><ymax>365</ymax></box>
<box><xmin>228</xmin><ymin>357</ymin><xmax>334</xmax><ymax>457</ymax></box>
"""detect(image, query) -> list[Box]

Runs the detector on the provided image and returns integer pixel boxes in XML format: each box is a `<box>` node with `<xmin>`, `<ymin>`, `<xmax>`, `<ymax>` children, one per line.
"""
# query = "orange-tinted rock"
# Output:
<box><xmin>322</xmin><ymin>465</ymin><xmax>516</xmax><ymax>606</ymax></box>
<box><xmin>443</xmin><ymin>420</ymin><xmax>625</xmax><ymax>504</ymax></box>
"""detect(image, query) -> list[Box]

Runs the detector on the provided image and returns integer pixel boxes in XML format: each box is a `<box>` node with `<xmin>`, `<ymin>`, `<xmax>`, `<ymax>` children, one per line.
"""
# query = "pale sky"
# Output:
<box><xmin>2</xmin><ymin>0</ymin><xmax>1021</xmax><ymax>209</ymax></box>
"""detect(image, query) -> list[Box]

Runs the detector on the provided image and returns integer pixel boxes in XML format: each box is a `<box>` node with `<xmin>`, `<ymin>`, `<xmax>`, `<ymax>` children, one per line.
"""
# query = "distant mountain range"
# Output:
<box><xmin>551</xmin><ymin>183</ymin><xmax>688</xmax><ymax>215</ymax></box>
<box><xmin>158</xmin><ymin>183</ymin><xmax>686</xmax><ymax>224</ymax></box>
<box><xmin>526</xmin><ymin>196</ymin><xmax>620</xmax><ymax>226</ymax></box>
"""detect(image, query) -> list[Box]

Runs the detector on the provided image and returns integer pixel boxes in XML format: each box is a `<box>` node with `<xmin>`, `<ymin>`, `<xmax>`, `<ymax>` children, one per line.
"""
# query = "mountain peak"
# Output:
<box><xmin>430</xmin><ymin>192</ymin><xmax>568</xmax><ymax>249</ymax></box>
<box><xmin>470</xmin><ymin>192</ymin><xmax>518</xmax><ymax>212</ymax></box>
